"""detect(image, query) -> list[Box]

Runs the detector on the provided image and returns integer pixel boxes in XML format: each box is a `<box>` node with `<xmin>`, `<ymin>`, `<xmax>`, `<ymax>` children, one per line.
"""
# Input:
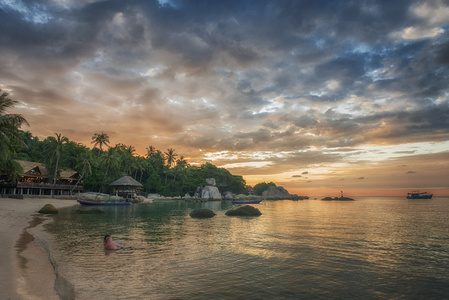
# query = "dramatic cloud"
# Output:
<box><xmin>1</xmin><ymin>0</ymin><xmax>449</xmax><ymax>196</ymax></box>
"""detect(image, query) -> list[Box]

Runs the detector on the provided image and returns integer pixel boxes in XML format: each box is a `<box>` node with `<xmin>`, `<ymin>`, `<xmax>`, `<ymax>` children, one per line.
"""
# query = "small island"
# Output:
<box><xmin>321</xmin><ymin>191</ymin><xmax>354</xmax><ymax>201</ymax></box>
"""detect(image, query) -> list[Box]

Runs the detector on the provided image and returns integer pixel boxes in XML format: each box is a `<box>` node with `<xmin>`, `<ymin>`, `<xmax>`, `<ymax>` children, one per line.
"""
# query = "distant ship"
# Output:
<box><xmin>406</xmin><ymin>191</ymin><xmax>433</xmax><ymax>199</ymax></box>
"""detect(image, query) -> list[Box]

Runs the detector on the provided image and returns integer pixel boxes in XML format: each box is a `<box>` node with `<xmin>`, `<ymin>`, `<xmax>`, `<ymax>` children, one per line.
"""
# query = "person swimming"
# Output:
<box><xmin>104</xmin><ymin>235</ymin><xmax>124</xmax><ymax>250</ymax></box>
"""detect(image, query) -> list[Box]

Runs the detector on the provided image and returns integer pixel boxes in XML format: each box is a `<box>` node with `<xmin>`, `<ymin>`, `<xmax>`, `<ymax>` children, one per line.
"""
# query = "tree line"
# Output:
<box><xmin>2</xmin><ymin>90</ymin><xmax>276</xmax><ymax>196</ymax></box>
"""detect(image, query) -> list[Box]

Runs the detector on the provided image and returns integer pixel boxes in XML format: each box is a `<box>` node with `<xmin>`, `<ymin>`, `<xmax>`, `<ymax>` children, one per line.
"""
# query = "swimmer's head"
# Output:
<box><xmin>104</xmin><ymin>235</ymin><xmax>111</xmax><ymax>242</ymax></box>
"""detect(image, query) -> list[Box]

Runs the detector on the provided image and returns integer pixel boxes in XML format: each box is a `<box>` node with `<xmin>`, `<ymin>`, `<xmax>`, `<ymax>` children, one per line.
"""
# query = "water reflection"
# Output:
<box><xmin>45</xmin><ymin>198</ymin><xmax>449</xmax><ymax>299</ymax></box>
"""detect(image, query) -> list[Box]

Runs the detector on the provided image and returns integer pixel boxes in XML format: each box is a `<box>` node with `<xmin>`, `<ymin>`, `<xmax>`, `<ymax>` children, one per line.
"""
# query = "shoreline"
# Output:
<box><xmin>0</xmin><ymin>197</ymin><xmax>77</xmax><ymax>300</ymax></box>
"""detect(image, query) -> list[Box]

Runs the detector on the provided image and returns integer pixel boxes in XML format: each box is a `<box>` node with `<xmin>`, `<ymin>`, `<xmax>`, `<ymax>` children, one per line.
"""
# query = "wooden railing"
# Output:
<box><xmin>16</xmin><ymin>182</ymin><xmax>83</xmax><ymax>190</ymax></box>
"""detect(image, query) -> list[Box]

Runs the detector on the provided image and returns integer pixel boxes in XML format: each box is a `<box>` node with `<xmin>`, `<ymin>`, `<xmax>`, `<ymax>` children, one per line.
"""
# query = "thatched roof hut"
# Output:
<box><xmin>109</xmin><ymin>176</ymin><xmax>143</xmax><ymax>187</ymax></box>
<box><xmin>109</xmin><ymin>176</ymin><xmax>143</xmax><ymax>198</ymax></box>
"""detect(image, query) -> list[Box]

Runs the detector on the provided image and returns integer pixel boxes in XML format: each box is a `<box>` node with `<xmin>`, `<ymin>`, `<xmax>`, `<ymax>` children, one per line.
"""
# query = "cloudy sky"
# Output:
<box><xmin>1</xmin><ymin>0</ymin><xmax>449</xmax><ymax>196</ymax></box>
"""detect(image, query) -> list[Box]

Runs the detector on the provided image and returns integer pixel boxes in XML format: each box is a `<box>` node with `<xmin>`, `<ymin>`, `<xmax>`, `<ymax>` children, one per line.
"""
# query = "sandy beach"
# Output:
<box><xmin>0</xmin><ymin>197</ymin><xmax>77</xmax><ymax>300</ymax></box>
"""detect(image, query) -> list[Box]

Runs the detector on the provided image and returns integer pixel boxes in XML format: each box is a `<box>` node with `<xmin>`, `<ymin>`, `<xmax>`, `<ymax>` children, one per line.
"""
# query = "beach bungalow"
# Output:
<box><xmin>109</xmin><ymin>176</ymin><xmax>143</xmax><ymax>199</ymax></box>
<box><xmin>0</xmin><ymin>160</ymin><xmax>83</xmax><ymax>196</ymax></box>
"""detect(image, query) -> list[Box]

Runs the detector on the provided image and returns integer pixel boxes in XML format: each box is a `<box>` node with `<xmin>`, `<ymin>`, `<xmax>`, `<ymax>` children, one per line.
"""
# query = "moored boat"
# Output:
<box><xmin>406</xmin><ymin>191</ymin><xmax>433</xmax><ymax>199</ymax></box>
<box><xmin>231</xmin><ymin>199</ymin><xmax>263</xmax><ymax>204</ymax></box>
<box><xmin>77</xmin><ymin>199</ymin><xmax>132</xmax><ymax>206</ymax></box>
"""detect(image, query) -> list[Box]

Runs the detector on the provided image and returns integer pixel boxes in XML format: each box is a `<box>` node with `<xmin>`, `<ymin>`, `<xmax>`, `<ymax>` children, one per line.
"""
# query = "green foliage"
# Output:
<box><xmin>4</xmin><ymin>127</ymin><xmax>248</xmax><ymax>197</ymax></box>
<box><xmin>0</xmin><ymin>90</ymin><xmax>29</xmax><ymax>163</ymax></box>
<box><xmin>253</xmin><ymin>181</ymin><xmax>276</xmax><ymax>196</ymax></box>
<box><xmin>0</xmin><ymin>159</ymin><xmax>22</xmax><ymax>182</ymax></box>
<box><xmin>43</xmin><ymin>133</ymin><xmax>69</xmax><ymax>183</ymax></box>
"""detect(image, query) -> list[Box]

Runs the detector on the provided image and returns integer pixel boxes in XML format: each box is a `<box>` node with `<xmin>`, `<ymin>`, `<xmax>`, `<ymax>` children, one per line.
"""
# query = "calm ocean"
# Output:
<box><xmin>44</xmin><ymin>197</ymin><xmax>449</xmax><ymax>299</ymax></box>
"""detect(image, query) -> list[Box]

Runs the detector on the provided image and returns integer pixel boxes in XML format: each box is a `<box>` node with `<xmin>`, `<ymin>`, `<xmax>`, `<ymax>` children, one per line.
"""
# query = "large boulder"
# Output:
<box><xmin>189</xmin><ymin>209</ymin><xmax>216</xmax><ymax>219</ymax></box>
<box><xmin>223</xmin><ymin>191</ymin><xmax>235</xmax><ymax>200</ymax></box>
<box><xmin>38</xmin><ymin>204</ymin><xmax>59</xmax><ymax>214</ymax></box>
<box><xmin>201</xmin><ymin>185</ymin><xmax>222</xmax><ymax>200</ymax></box>
<box><xmin>194</xmin><ymin>186</ymin><xmax>202</xmax><ymax>198</ymax></box>
<box><xmin>225</xmin><ymin>205</ymin><xmax>262</xmax><ymax>217</ymax></box>
<box><xmin>206</xmin><ymin>178</ymin><xmax>216</xmax><ymax>186</ymax></box>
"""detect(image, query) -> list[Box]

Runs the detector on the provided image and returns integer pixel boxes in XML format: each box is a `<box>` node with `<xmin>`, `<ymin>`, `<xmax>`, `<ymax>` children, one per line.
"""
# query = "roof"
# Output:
<box><xmin>109</xmin><ymin>176</ymin><xmax>143</xmax><ymax>187</ymax></box>
<box><xmin>16</xmin><ymin>160</ymin><xmax>48</xmax><ymax>177</ymax></box>
<box><xmin>15</xmin><ymin>160</ymin><xmax>79</xmax><ymax>179</ymax></box>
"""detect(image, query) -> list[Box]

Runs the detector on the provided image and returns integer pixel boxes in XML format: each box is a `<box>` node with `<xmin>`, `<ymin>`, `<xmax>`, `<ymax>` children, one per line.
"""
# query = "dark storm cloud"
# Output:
<box><xmin>1</xmin><ymin>0</ymin><xmax>449</xmax><ymax>193</ymax></box>
<box><xmin>435</xmin><ymin>40</ymin><xmax>449</xmax><ymax>65</ymax></box>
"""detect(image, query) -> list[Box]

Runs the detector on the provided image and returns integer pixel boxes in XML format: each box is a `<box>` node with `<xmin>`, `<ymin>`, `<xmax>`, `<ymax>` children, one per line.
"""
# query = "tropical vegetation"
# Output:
<box><xmin>1</xmin><ymin>89</ymin><xmax>271</xmax><ymax>197</ymax></box>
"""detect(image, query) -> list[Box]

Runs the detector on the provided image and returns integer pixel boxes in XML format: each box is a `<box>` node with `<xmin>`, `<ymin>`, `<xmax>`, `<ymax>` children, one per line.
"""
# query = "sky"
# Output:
<box><xmin>1</xmin><ymin>0</ymin><xmax>449</xmax><ymax>197</ymax></box>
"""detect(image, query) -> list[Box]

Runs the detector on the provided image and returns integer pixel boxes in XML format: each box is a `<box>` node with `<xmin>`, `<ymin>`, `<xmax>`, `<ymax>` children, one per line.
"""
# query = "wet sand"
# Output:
<box><xmin>0</xmin><ymin>198</ymin><xmax>77</xmax><ymax>300</ymax></box>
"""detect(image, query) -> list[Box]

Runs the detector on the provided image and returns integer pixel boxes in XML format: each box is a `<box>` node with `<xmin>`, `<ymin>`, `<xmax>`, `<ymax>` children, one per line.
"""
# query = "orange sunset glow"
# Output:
<box><xmin>1</xmin><ymin>0</ymin><xmax>449</xmax><ymax>196</ymax></box>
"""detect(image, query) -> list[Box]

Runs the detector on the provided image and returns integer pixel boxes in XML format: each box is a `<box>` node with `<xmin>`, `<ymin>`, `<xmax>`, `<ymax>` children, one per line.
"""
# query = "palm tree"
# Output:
<box><xmin>0</xmin><ymin>90</ymin><xmax>29</xmax><ymax>162</ymax></box>
<box><xmin>101</xmin><ymin>147</ymin><xmax>120</xmax><ymax>177</ymax></box>
<box><xmin>91</xmin><ymin>132</ymin><xmax>110</xmax><ymax>157</ymax></box>
<box><xmin>175</xmin><ymin>156</ymin><xmax>188</xmax><ymax>189</ymax></box>
<box><xmin>45</xmin><ymin>133</ymin><xmax>69</xmax><ymax>184</ymax></box>
<box><xmin>71</xmin><ymin>149</ymin><xmax>94</xmax><ymax>193</ymax></box>
<box><xmin>148</xmin><ymin>149</ymin><xmax>165</xmax><ymax>175</ymax></box>
<box><xmin>146</xmin><ymin>145</ymin><xmax>156</xmax><ymax>158</ymax></box>
<box><xmin>164</xmin><ymin>148</ymin><xmax>178</xmax><ymax>168</ymax></box>
<box><xmin>164</xmin><ymin>148</ymin><xmax>178</xmax><ymax>185</ymax></box>
<box><xmin>123</xmin><ymin>145</ymin><xmax>136</xmax><ymax>175</ymax></box>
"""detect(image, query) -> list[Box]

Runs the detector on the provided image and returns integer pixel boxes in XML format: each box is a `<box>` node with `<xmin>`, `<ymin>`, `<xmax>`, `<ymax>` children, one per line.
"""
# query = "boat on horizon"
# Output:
<box><xmin>77</xmin><ymin>199</ymin><xmax>132</xmax><ymax>206</ymax></box>
<box><xmin>406</xmin><ymin>191</ymin><xmax>433</xmax><ymax>199</ymax></box>
<box><xmin>231</xmin><ymin>199</ymin><xmax>263</xmax><ymax>204</ymax></box>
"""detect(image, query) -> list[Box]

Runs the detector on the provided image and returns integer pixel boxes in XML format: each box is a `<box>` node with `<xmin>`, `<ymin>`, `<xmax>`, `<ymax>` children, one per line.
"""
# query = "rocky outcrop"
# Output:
<box><xmin>201</xmin><ymin>186</ymin><xmax>222</xmax><ymax>200</ymax></box>
<box><xmin>321</xmin><ymin>196</ymin><xmax>354</xmax><ymax>201</ymax></box>
<box><xmin>223</xmin><ymin>191</ymin><xmax>235</xmax><ymax>200</ymax></box>
<box><xmin>195</xmin><ymin>178</ymin><xmax>222</xmax><ymax>201</ymax></box>
<box><xmin>235</xmin><ymin>194</ymin><xmax>260</xmax><ymax>200</ymax></box>
<box><xmin>206</xmin><ymin>178</ymin><xmax>216</xmax><ymax>186</ymax></box>
<box><xmin>38</xmin><ymin>204</ymin><xmax>59</xmax><ymax>214</ymax></box>
<box><xmin>189</xmin><ymin>209</ymin><xmax>216</xmax><ymax>218</ymax></box>
<box><xmin>193</xmin><ymin>186</ymin><xmax>202</xmax><ymax>198</ymax></box>
<box><xmin>225</xmin><ymin>205</ymin><xmax>262</xmax><ymax>216</ymax></box>
<box><xmin>262</xmin><ymin>186</ymin><xmax>305</xmax><ymax>200</ymax></box>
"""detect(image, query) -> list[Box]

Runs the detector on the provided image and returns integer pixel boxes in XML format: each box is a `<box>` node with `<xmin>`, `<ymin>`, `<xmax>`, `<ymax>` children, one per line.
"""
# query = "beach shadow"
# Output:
<box><xmin>15</xmin><ymin>215</ymin><xmax>46</xmax><ymax>268</ymax></box>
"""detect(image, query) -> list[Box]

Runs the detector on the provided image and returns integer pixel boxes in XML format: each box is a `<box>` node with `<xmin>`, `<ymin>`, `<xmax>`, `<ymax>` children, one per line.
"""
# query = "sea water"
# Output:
<box><xmin>43</xmin><ymin>197</ymin><xmax>449</xmax><ymax>299</ymax></box>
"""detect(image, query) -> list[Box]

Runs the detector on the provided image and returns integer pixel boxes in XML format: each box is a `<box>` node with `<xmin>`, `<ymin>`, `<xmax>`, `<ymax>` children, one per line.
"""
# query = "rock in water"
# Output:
<box><xmin>38</xmin><ymin>204</ymin><xmax>59</xmax><ymax>214</ymax></box>
<box><xmin>189</xmin><ymin>209</ymin><xmax>216</xmax><ymax>219</ymax></box>
<box><xmin>225</xmin><ymin>205</ymin><xmax>262</xmax><ymax>216</ymax></box>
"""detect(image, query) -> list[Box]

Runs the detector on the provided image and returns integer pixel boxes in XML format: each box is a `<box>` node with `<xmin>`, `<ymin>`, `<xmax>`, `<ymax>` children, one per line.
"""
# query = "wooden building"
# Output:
<box><xmin>0</xmin><ymin>160</ymin><xmax>83</xmax><ymax>196</ymax></box>
<box><xmin>109</xmin><ymin>176</ymin><xmax>143</xmax><ymax>199</ymax></box>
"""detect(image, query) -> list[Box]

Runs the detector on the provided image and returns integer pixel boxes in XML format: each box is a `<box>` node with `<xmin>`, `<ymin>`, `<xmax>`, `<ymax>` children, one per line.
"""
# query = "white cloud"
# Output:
<box><xmin>390</xmin><ymin>26</ymin><xmax>444</xmax><ymax>40</ymax></box>
<box><xmin>413</xmin><ymin>0</ymin><xmax>449</xmax><ymax>26</ymax></box>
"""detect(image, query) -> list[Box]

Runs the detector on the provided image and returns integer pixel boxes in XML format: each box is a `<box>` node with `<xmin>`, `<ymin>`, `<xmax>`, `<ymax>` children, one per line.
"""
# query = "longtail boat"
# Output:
<box><xmin>231</xmin><ymin>199</ymin><xmax>263</xmax><ymax>204</ymax></box>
